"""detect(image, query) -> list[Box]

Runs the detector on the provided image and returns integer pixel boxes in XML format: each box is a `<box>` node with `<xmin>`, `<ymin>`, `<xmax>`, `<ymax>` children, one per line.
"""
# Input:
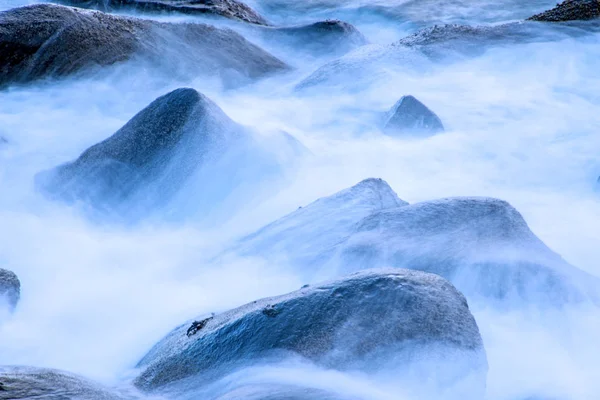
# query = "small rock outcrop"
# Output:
<box><xmin>262</xmin><ymin>19</ymin><xmax>368</xmax><ymax>58</ymax></box>
<box><xmin>55</xmin><ymin>0</ymin><xmax>268</xmax><ymax>25</ymax></box>
<box><xmin>134</xmin><ymin>268</ymin><xmax>487</xmax><ymax>396</ymax></box>
<box><xmin>0</xmin><ymin>366</ymin><xmax>127</xmax><ymax>399</ymax></box>
<box><xmin>383</xmin><ymin>95</ymin><xmax>445</xmax><ymax>136</ymax></box>
<box><xmin>0</xmin><ymin>4</ymin><xmax>288</xmax><ymax>88</ymax></box>
<box><xmin>0</xmin><ymin>269</ymin><xmax>20</xmax><ymax>311</ymax></box>
<box><xmin>527</xmin><ymin>0</ymin><xmax>600</xmax><ymax>22</ymax></box>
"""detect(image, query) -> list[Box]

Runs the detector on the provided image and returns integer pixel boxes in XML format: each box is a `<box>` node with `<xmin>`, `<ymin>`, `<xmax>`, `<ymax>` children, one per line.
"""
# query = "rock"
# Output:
<box><xmin>0</xmin><ymin>366</ymin><xmax>130</xmax><ymax>399</ymax></box>
<box><xmin>0</xmin><ymin>269</ymin><xmax>20</xmax><ymax>311</ymax></box>
<box><xmin>134</xmin><ymin>268</ymin><xmax>487</xmax><ymax>397</ymax></box>
<box><xmin>0</xmin><ymin>4</ymin><xmax>288</xmax><ymax>88</ymax></box>
<box><xmin>232</xmin><ymin>180</ymin><xmax>599</xmax><ymax>305</ymax></box>
<box><xmin>382</xmin><ymin>95</ymin><xmax>444</xmax><ymax>136</ymax></box>
<box><xmin>234</xmin><ymin>178</ymin><xmax>407</xmax><ymax>274</ymax></box>
<box><xmin>35</xmin><ymin>88</ymin><xmax>301</xmax><ymax>220</ymax></box>
<box><xmin>296</xmin><ymin>21</ymin><xmax>597</xmax><ymax>91</ymax></box>
<box><xmin>54</xmin><ymin>0</ymin><xmax>268</xmax><ymax>25</ymax></box>
<box><xmin>527</xmin><ymin>0</ymin><xmax>600</xmax><ymax>22</ymax></box>
<box><xmin>260</xmin><ymin>20</ymin><xmax>368</xmax><ymax>58</ymax></box>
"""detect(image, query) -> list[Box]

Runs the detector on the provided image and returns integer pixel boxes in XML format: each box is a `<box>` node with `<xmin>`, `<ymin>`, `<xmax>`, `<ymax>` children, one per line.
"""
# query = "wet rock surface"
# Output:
<box><xmin>134</xmin><ymin>269</ymin><xmax>487</xmax><ymax>394</ymax></box>
<box><xmin>528</xmin><ymin>0</ymin><xmax>600</xmax><ymax>22</ymax></box>
<box><xmin>0</xmin><ymin>4</ymin><xmax>288</xmax><ymax>88</ymax></box>
<box><xmin>55</xmin><ymin>0</ymin><xmax>269</xmax><ymax>25</ymax></box>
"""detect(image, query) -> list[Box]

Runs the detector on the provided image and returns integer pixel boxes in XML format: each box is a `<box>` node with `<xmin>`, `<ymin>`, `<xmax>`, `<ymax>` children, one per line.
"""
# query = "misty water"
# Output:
<box><xmin>1</xmin><ymin>0</ymin><xmax>600</xmax><ymax>399</ymax></box>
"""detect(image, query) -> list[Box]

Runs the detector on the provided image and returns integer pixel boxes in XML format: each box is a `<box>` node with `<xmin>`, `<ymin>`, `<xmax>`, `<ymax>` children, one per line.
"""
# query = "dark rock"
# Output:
<box><xmin>0</xmin><ymin>269</ymin><xmax>20</xmax><ymax>311</ymax></box>
<box><xmin>187</xmin><ymin>316</ymin><xmax>214</xmax><ymax>337</ymax></box>
<box><xmin>0</xmin><ymin>4</ymin><xmax>288</xmax><ymax>88</ymax></box>
<box><xmin>383</xmin><ymin>95</ymin><xmax>444</xmax><ymax>136</ymax></box>
<box><xmin>260</xmin><ymin>19</ymin><xmax>368</xmax><ymax>58</ymax></box>
<box><xmin>233</xmin><ymin>180</ymin><xmax>600</xmax><ymax>306</ymax></box>
<box><xmin>54</xmin><ymin>0</ymin><xmax>268</xmax><ymax>25</ymax></box>
<box><xmin>528</xmin><ymin>0</ymin><xmax>600</xmax><ymax>22</ymax></box>
<box><xmin>134</xmin><ymin>268</ymin><xmax>487</xmax><ymax>396</ymax></box>
<box><xmin>0</xmin><ymin>366</ymin><xmax>129</xmax><ymax>399</ymax></box>
<box><xmin>35</xmin><ymin>88</ymin><xmax>301</xmax><ymax>220</ymax></box>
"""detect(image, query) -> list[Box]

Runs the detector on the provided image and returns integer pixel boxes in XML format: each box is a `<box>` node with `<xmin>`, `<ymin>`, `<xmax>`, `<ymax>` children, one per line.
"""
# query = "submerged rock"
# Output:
<box><xmin>383</xmin><ymin>95</ymin><xmax>444</xmax><ymax>136</ymax></box>
<box><xmin>0</xmin><ymin>366</ymin><xmax>129</xmax><ymax>399</ymax></box>
<box><xmin>233</xmin><ymin>180</ymin><xmax>599</xmax><ymax>305</ymax></box>
<box><xmin>0</xmin><ymin>4</ymin><xmax>288</xmax><ymax>88</ymax></box>
<box><xmin>55</xmin><ymin>0</ymin><xmax>268</xmax><ymax>25</ymax></box>
<box><xmin>134</xmin><ymin>268</ymin><xmax>487</xmax><ymax>397</ymax></box>
<box><xmin>260</xmin><ymin>19</ymin><xmax>368</xmax><ymax>58</ymax></box>
<box><xmin>527</xmin><ymin>0</ymin><xmax>600</xmax><ymax>22</ymax></box>
<box><xmin>0</xmin><ymin>269</ymin><xmax>20</xmax><ymax>311</ymax></box>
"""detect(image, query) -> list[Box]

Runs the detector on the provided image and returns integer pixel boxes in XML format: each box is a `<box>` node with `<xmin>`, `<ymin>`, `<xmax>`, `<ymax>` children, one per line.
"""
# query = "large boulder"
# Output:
<box><xmin>527</xmin><ymin>0</ymin><xmax>600</xmax><ymax>22</ymax></box>
<box><xmin>54</xmin><ymin>0</ymin><xmax>268</xmax><ymax>25</ymax></box>
<box><xmin>0</xmin><ymin>269</ymin><xmax>20</xmax><ymax>311</ymax></box>
<box><xmin>235</xmin><ymin>178</ymin><xmax>407</xmax><ymax>275</ymax></box>
<box><xmin>259</xmin><ymin>20</ymin><xmax>368</xmax><ymax>59</ymax></box>
<box><xmin>35</xmin><ymin>88</ymin><xmax>301</xmax><ymax>220</ymax></box>
<box><xmin>382</xmin><ymin>95</ymin><xmax>445</xmax><ymax>136</ymax></box>
<box><xmin>0</xmin><ymin>4</ymin><xmax>288</xmax><ymax>88</ymax></box>
<box><xmin>232</xmin><ymin>180</ymin><xmax>599</xmax><ymax>305</ymax></box>
<box><xmin>0</xmin><ymin>366</ymin><xmax>130</xmax><ymax>399</ymax></box>
<box><xmin>134</xmin><ymin>268</ymin><xmax>487</xmax><ymax>398</ymax></box>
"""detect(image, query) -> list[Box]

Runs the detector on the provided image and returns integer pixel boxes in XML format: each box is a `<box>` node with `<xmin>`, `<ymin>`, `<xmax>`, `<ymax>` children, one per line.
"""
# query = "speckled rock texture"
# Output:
<box><xmin>0</xmin><ymin>269</ymin><xmax>20</xmax><ymax>311</ymax></box>
<box><xmin>528</xmin><ymin>0</ymin><xmax>600</xmax><ymax>22</ymax></box>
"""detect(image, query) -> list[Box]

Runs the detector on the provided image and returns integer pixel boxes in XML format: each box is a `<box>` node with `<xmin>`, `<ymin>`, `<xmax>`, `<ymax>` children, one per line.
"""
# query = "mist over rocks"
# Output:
<box><xmin>233</xmin><ymin>180</ymin><xmax>599</xmax><ymax>306</ymax></box>
<box><xmin>527</xmin><ymin>0</ymin><xmax>600</xmax><ymax>22</ymax></box>
<box><xmin>0</xmin><ymin>269</ymin><xmax>20</xmax><ymax>312</ymax></box>
<box><xmin>0</xmin><ymin>366</ymin><xmax>132</xmax><ymax>399</ymax></box>
<box><xmin>35</xmin><ymin>87</ymin><xmax>301</xmax><ymax>221</ymax></box>
<box><xmin>259</xmin><ymin>19</ymin><xmax>368</xmax><ymax>58</ymax></box>
<box><xmin>54</xmin><ymin>0</ymin><xmax>269</xmax><ymax>25</ymax></box>
<box><xmin>134</xmin><ymin>268</ymin><xmax>487</xmax><ymax>397</ymax></box>
<box><xmin>0</xmin><ymin>4</ymin><xmax>288</xmax><ymax>88</ymax></box>
<box><xmin>383</xmin><ymin>95</ymin><xmax>445</xmax><ymax>136</ymax></box>
<box><xmin>233</xmin><ymin>178</ymin><xmax>407</xmax><ymax>272</ymax></box>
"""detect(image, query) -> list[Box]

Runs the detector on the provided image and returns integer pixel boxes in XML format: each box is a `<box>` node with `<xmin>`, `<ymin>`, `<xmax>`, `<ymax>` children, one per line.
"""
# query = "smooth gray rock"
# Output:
<box><xmin>528</xmin><ymin>0</ymin><xmax>600</xmax><ymax>22</ymax></box>
<box><xmin>35</xmin><ymin>88</ymin><xmax>301</xmax><ymax>220</ymax></box>
<box><xmin>0</xmin><ymin>4</ymin><xmax>288</xmax><ymax>88</ymax></box>
<box><xmin>54</xmin><ymin>0</ymin><xmax>268</xmax><ymax>25</ymax></box>
<box><xmin>260</xmin><ymin>20</ymin><xmax>368</xmax><ymax>58</ymax></box>
<box><xmin>383</xmin><ymin>95</ymin><xmax>444</xmax><ymax>136</ymax></box>
<box><xmin>233</xmin><ymin>180</ymin><xmax>600</xmax><ymax>306</ymax></box>
<box><xmin>0</xmin><ymin>366</ymin><xmax>131</xmax><ymax>399</ymax></box>
<box><xmin>134</xmin><ymin>268</ymin><xmax>487</xmax><ymax>396</ymax></box>
<box><xmin>0</xmin><ymin>269</ymin><xmax>20</xmax><ymax>311</ymax></box>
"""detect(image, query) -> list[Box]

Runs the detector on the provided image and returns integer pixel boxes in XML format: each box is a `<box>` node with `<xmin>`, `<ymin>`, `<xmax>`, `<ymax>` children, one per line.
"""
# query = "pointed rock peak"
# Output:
<box><xmin>383</xmin><ymin>95</ymin><xmax>444</xmax><ymax>136</ymax></box>
<box><xmin>314</xmin><ymin>178</ymin><xmax>407</xmax><ymax>211</ymax></box>
<box><xmin>78</xmin><ymin>87</ymin><xmax>233</xmax><ymax>167</ymax></box>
